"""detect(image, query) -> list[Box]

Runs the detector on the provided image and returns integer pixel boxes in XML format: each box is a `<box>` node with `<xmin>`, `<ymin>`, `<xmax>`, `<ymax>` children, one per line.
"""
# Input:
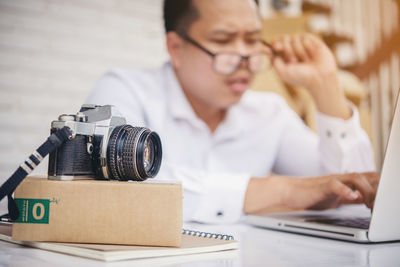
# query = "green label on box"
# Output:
<box><xmin>14</xmin><ymin>198</ymin><xmax>50</xmax><ymax>224</ymax></box>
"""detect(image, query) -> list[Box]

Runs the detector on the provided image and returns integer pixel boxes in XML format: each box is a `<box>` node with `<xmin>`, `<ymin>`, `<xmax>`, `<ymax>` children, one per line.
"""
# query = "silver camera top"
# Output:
<box><xmin>51</xmin><ymin>105</ymin><xmax>126</xmax><ymax>137</ymax></box>
<box><xmin>78</xmin><ymin>104</ymin><xmax>125</xmax><ymax>126</ymax></box>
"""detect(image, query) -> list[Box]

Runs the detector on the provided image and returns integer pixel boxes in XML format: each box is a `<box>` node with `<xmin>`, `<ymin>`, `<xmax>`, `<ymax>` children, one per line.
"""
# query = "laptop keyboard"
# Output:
<box><xmin>306</xmin><ymin>217</ymin><xmax>371</xmax><ymax>229</ymax></box>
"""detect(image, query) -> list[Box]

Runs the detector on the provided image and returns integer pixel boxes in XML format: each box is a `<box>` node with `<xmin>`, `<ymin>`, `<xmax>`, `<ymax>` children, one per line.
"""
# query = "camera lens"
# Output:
<box><xmin>143</xmin><ymin>137</ymin><xmax>155</xmax><ymax>173</ymax></box>
<box><xmin>107</xmin><ymin>125</ymin><xmax>162</xmax><ymax>181</ymax></box>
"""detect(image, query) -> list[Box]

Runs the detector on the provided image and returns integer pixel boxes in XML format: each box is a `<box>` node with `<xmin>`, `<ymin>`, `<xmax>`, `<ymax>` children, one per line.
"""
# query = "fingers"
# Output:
<box><xmin>272</xmin><ymin>34</ymin><xmax>316</xmax><ymax>63</ymax></box>
<box><xmin>301</xmin><ymin>35</ymin><xmax>316</xmax><ymax>61</ymax></box>
<box><xmin>273</xmin><ymin>35</ymin><xmax>291</xmax><ymax>63</ymax></box>
<box><xmin>272</xmin><ymin>56</ymin><xmax>288</xmax><ymax>77</ymax></box>
<box><xmin>339</xmin><ymin>190</ymin><xmax>364</xmax><ymax>205</ymax></box>
<box><xmin>292</xmin><ymin>35</ymin><xmax>310</xmax><ymax>62</ymax></box>
<box><xmin>327</xmin><ymin>179</ymin><xmax>359</xmax><ymax>202</ymax></box>
<box><xmin>273</xmin><ymin>35</ymin><xmax>294</xmax><ymax>63</ymax></box>
<box><xmin>348</xmin><ymin>173</ymin><xmax>376</xmax><ymax>209</ymax></box>
<box><xmin>283</xmin><ymin>35</ymin><xmax>297</xmax><ymax>63</ymax></box>
<box><xmin>296</xmin><ymin>172</ymin><xmax>378</xmax><ymax>211</ymax></box>
<box><xmin>362</xmin><ymin>172</ymin><xmax>380</xmax><ymax>191</ymax></box>
<box><xmin>332</xmin><ymin>172</ymin><xmax>379</xmax><ymax>209</ymax></box>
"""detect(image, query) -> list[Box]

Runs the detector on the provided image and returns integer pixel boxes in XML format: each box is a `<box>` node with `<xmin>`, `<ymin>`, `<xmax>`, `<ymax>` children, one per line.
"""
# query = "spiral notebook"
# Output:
<box><xmin>0</xmin><ymin>224</ymin><xmax>238</xmax><ymax>262</ymax></box>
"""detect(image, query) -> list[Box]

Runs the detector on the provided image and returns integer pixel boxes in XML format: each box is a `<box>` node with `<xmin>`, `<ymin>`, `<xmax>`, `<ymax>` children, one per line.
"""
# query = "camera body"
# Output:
<box><xmin>48</xmin><ymin>104</ymin><xmax>162</xmax><ymax>181</ymax></box>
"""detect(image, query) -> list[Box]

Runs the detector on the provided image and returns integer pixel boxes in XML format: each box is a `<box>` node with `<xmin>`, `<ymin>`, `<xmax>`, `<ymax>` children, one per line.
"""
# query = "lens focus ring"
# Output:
<box><xmin>106</xmin><ymin>125</ymin><xmax>162</xmax><ymax>181</ymax></box>
<box><xmin>121</xmin><ymin>127</ymin><xmax>147</xmax><ymax>180</ymax></box>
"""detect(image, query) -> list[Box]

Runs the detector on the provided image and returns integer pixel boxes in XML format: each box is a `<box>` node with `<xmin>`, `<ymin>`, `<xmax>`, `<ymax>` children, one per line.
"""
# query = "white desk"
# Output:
<box><xmin>1</xmin><ymin>221</ymin><xmax>400</xmax><ymax>267</ymax></box>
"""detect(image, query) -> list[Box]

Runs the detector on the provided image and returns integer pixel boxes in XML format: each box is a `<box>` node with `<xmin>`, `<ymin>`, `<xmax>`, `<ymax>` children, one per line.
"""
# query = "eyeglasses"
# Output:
<box><xmin>180</xmin><ymin>34</ymin><xmax>276</xmax><ymax>75</ymax></box>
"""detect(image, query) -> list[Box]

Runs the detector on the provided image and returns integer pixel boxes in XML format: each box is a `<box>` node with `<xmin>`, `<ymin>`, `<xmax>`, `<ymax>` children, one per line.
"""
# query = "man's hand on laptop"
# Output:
<box><xmin>286</xmin><ymin>172</ymin><xmax>379</xmax><ymax>210</ymax></box>
<box><xmin>243</xmin><ymin>172</ymin><xmax>380</xmax><ymax>214</ymax></box>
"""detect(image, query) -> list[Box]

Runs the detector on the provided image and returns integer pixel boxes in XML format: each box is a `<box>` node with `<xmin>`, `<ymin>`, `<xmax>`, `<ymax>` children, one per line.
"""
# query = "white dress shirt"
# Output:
<box><xmin>86</xmin><ymin>62</ymin><xmax>375</xmax><ymax>223</ymax></box>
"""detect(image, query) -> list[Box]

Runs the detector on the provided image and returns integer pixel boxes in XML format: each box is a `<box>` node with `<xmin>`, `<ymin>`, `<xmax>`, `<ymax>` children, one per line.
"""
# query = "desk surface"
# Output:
<box><xmin>1</xmin><ymin>219</ymin><xmax>400</xmax><ymax>266</ymax></box>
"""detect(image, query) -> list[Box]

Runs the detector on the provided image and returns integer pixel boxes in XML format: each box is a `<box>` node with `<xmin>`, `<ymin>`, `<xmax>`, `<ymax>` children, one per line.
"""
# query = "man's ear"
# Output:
<box><xmin>166</xmin><ymin>32</ymin><xmax>184</xmax><ymax>68</ymax></box>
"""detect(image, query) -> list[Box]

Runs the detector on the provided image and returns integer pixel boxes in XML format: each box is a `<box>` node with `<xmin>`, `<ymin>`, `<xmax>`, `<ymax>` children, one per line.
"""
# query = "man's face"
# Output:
<box><xmin>171</xmin><ymin>0</ymin><xmax>262</xmax><ymax>110</ymax></box>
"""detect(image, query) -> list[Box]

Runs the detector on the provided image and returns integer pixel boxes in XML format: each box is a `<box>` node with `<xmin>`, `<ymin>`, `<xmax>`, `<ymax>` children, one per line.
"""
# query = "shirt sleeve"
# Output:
<box><xmin>156</xmin><ymin>162</ymin><xmax>251</xmax><ymax>224</ymax></box>
<box><xmin>316</xmin><ymin>104</ymin><xmax>375</xmax><ymax>173</ymax></box>
<box><xmin>272</xmin><ymin>102</ymin><xmax>375</xmax><ymax>176</ymax></box>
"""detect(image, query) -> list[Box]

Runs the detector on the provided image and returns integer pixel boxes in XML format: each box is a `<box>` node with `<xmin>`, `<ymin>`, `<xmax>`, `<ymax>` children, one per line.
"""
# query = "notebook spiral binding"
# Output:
<box><xmin>182</xmin><ymin>229</ymin><xmax>234</xmax><ymax>240</ymax></box>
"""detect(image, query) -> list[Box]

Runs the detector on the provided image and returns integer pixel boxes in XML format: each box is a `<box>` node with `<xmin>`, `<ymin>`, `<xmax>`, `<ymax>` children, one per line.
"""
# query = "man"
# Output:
<box><xmin>86</xmin><ymin>0</ymin><xmax>378</xmax><ymax>223</ymax></box>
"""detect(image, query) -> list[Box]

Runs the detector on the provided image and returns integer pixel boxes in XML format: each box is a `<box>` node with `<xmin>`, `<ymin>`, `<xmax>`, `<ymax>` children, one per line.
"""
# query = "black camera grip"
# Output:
<box><xmin>0</xmin><ymin>126</ymin><xmax>73</xmax><ymax>221</ymax></box>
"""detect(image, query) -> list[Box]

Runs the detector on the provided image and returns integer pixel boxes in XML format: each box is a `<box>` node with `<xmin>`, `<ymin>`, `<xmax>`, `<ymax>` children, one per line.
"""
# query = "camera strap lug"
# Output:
<box><xmin>0</xmin><ymin>126</ymin><xmax>74</xmax><ymax>221</ymax></box>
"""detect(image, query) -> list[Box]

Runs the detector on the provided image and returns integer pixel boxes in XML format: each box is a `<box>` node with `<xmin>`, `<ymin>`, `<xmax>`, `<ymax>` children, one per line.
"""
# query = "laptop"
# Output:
<box><xmin>246</xmin><ymin>91</ymin><xmax>400</xmax><ymax>243</ymax></box>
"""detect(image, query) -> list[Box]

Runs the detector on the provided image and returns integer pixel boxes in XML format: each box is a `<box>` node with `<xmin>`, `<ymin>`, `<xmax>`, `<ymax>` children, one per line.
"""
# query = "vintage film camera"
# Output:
<box><xmin>48</xmin><ymin>104</ymin><xmax>162</xmax><ymax>181</ymax></box>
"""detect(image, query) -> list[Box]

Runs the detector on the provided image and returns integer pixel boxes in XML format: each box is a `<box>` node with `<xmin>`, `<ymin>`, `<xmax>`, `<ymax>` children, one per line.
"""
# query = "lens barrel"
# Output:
<box><xmin>107</xmin><ymin>125</ymin><xmax>162</xmax><ymax>181</ymax></box>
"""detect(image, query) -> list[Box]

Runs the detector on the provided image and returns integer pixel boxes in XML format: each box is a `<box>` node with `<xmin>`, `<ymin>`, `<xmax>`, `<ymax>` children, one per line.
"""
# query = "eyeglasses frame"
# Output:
<box><xmin>179</xmin><ymin>34</ymin><xmax>278</xmax><ymax>74</ymax></box>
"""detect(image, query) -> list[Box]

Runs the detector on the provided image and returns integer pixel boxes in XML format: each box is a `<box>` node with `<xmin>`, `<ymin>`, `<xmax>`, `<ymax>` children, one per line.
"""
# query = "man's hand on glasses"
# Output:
<box><xmin>269</xmin><ymin>34</ymin><xmax>352</xmax><ymax>119</ymax></box>
<box><xmin>271</xmin><ymin>33</ymin><xmax>337</xmax><ymax>91</ymax></box>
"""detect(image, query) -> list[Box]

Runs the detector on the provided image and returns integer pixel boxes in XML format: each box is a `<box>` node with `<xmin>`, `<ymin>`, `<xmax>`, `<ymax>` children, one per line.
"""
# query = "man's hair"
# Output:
<box><xmin>163</xmin><ymin>0</ymin><xmax>199</xmax><ymax>34</ymax></box>
<box><xmin>163</xmin><ymin>0</ymin><xmax>259</xmax><ymax>35</ymax></box>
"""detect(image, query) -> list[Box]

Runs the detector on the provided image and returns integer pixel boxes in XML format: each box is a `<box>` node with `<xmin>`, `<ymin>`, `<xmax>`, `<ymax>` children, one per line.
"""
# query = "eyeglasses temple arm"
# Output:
<box><xmin>180</xmin><ymin>34</ymin><xmax>216</xmax><ymax>57</ymax></box>
<box><xmin>261</xmin><ymin>40</ymin><xmax>280</xmax><ymax>57</ymax></box>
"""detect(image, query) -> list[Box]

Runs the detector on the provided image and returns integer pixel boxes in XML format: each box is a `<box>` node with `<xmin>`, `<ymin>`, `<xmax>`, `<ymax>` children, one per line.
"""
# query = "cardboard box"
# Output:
<box><xmin>11</xmin><ymin>177</ymin><xmax>182</xmax><ymax>247</ymax></box>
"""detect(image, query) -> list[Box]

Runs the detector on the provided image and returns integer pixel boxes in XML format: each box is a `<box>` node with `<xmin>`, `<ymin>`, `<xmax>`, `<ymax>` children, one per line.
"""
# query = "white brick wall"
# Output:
<box><xmin>0</xmin><ymin>0</ymin><xmax>168</xmax><ymax>213</ymax></box>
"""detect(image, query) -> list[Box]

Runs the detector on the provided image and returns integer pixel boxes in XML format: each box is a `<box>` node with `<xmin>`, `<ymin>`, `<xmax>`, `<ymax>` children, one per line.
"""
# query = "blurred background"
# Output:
<box><xmin>0</xmin><ymin>0</ymin><xmax>399</xmax><ymax>212</ymax></box>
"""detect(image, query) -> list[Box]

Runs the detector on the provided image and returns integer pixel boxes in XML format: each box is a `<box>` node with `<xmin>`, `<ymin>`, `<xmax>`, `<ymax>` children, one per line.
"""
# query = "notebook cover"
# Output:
<box><xmin>0</xmin><ymin>224</ymin><xmax>238</xmax><ymax>262</ymax></box>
